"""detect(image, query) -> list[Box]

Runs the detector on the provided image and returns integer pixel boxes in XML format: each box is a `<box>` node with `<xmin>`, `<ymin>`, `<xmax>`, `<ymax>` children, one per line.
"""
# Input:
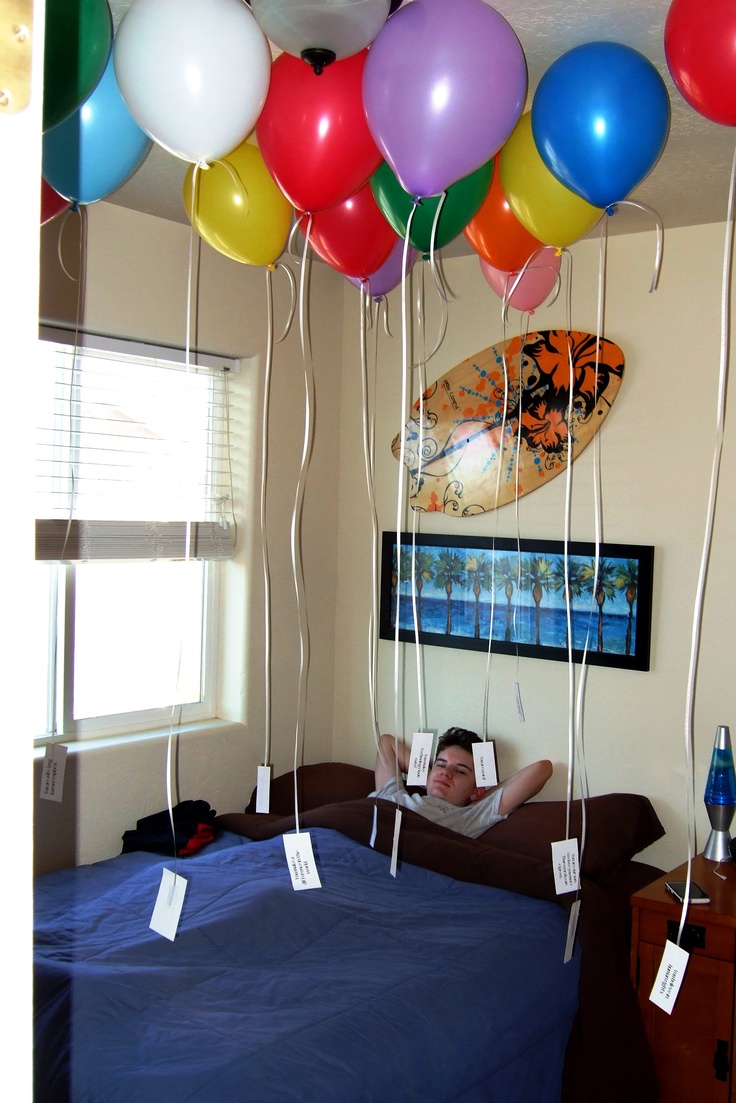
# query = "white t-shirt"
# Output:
<box><xmin>370</xmin><ymin>775</ymin><xmax>507</xmax><ymax>839</ymax></box>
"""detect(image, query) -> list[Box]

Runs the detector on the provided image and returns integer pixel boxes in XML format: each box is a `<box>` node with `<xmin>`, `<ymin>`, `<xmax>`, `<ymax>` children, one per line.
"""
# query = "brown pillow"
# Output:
<box><xmin>244</xmin><ymin>761</ymin><xmax>375</xmax><ymax>815</ymax></box>
<box><xmin>481</xmin><ymin>793</ymin><xmax>665</xmax><ymax>880</ymax></box>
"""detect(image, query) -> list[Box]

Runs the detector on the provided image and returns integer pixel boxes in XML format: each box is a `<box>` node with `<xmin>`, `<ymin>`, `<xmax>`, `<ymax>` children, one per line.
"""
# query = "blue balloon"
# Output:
<box><xmin>531</xmin><ymin>42</ymin><xmax>670</xmax><ymax>210</ymax></box>
<box><xmin>42</xmin><ymin>49</ymin><xmax>152</xmax><ymax>205</ymax></box>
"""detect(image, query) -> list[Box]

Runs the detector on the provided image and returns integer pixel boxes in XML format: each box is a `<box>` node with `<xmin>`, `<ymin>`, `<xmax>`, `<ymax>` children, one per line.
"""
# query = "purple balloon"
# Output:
<box><xmin>346</xmin><ymin>239</ymin><xmax>417</xmax><ymax>298</ymax></box>
<box><xmin>363</xmin><ymin>0</ymin><xmax>527</xmax><ymax>198</ymax></box>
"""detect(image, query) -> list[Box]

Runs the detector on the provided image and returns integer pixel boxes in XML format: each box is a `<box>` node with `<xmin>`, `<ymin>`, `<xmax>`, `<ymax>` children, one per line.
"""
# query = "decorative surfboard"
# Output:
<box><xmin>391</xmin><ymin>330</ymin><xmax>624</xmax><ymax>515</ymax></box>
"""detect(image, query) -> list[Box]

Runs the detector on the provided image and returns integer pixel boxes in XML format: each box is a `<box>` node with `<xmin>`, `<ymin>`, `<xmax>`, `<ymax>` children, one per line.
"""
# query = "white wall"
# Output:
<box><xmin>332</xmin><ymin>221</ymin><xmax>736</xmax><ymax>873</ymax></box>
<box><xmin>36</xmin><ymin>203</ymin><xmax>345</xmax><ymax>868</ymax></box>
<box><xmin>36</xmin><ymin>206</ymin><xmax>736</xmax><ymax>876</ymax></box>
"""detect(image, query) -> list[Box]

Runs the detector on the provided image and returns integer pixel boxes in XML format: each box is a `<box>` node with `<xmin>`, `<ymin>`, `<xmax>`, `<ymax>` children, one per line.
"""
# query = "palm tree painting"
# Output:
<box><xmin>580</xmin><ymin>558</ymin><xmax>620</xmax><ymax>654</ymax></box>
<box><xmin>519</xmin><ymin>555</ymin><xmax>555</xmax><ymax>646</ymax></box>
<box><xmin>381</xmin><ymin>532</ymin><xmax>653</xmax><ymax>671</ymax></box>
<box><xmin>549</xmin><ymin>555</ymin><xmax>588</xmax><ymax>649</ymax></box>
<box><xmin>493</xmin><ymin>555</ymin><xmax>520</xmax><ymax>643</ymax></box>
<box><xmin>431</xmin><ymin>549</ymin><xmax>466</xmax><ymax>635</ymax></box>
<box><xmin>614</xmin><ymin>559</ymin><xmax>639</xmax><ymax>657</ymax></box>
<box><xmin>465</xmin><ymin>553</ymin><xmax>495</xmax><ymax>639</ymax></box>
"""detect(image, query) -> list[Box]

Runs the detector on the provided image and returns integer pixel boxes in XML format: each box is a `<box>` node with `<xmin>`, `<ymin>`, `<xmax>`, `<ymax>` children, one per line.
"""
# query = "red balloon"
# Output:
<box><xmin>463</xmin><ymin>159</ymin><xmax>543</xmax><ymax>273</ymax></box>
<box><xmin>256</xmin><ymin>50</ymin><xmax>382</xmax><ymax>213</ymax></box>
<box><xmin>297</xmin><ymin>182</ymin><xmax>398</xmax><ymax>278</ymax></box>
<box><xmin>665</xmin><ymin>0</ymin><xmax>736</xmax><ymax>125</ymax></box>
<box><xmin>41</xmin><ymin>177</ymin><xmax>70</xmax><ymax>224</ymax></box>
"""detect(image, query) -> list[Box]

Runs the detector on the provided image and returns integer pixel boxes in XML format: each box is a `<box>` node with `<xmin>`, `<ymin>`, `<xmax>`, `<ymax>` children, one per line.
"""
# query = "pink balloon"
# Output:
<box><xmin>346</xmin><ymin>239</ymin><xmax>417</xmax><ymax>298</ymax></box>
<box><xmin>479</xmin><ymin>247</ymin><xmax>561</xmax><ymax>313</ymax></box>
<box><xmin>363</xmin><ymin>0</ymin><xmax>527</xmax><ymax>198</ymax></box>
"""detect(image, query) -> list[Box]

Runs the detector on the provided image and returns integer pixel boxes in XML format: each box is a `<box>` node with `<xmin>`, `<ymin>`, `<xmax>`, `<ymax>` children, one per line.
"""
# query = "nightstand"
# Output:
<box><xmin>630</xmin><ymin>855</ymin><xmax>736</xmax><ymax>1103</ymax></box>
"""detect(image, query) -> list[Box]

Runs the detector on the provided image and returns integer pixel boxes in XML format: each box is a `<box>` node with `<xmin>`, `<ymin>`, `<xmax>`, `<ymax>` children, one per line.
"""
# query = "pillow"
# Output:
<box><xmin>244</xmin><ymin>761</ymin><xmax>375</xmax><ymax>815</ymax></box>
<box><xmin>481</xmin><ymin>793</ymin><xmax>665</xmax><ymax>880</ymax></box>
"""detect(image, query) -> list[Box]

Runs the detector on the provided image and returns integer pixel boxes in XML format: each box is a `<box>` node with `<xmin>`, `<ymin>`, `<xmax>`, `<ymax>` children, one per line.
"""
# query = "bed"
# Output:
<box><xmin>34</xmin><ymin>763</ymin><xmax>665</xmax><ymax>1103</ymax></box>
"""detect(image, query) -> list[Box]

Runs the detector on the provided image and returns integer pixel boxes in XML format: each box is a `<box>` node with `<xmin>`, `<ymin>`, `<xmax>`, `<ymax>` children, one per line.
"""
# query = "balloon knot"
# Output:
<box><xmin>70</xmin><ymin>202</ymin><xmax>79</xmax><ymax>212</ymax></box>
<box><xmin>605</xmin><ymin>204</ymin><xmax>617</xmax><ymax>217</ymax></box>
<box><xmin>554</xmin><ymin>247</ymin><xmax>563</xmax><ymax>257</ymax></box>
<box><xmin>411</xmin><ymin>196</ymin><xmax>422</xmax><ymax>206</ymax></box>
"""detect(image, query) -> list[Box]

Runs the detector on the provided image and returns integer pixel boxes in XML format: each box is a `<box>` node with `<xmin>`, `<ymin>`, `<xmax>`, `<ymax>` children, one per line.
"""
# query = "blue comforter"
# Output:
<box><xmin>35</xmin><ymin>828</ymin><xmax>580</xmax><ymax>1103</ymax></box>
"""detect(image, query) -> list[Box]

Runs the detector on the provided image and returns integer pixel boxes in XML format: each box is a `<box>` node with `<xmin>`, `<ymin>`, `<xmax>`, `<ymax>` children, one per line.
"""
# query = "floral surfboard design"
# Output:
<box><xmin>392</xmin><ymin>330</ymin><xmax>624</xmax><ymax>515</ymax></box>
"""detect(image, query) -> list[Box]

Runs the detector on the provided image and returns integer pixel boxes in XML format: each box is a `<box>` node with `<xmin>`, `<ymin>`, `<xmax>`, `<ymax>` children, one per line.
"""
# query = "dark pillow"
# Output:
<box><xmin>244</xmin><ymin>761</ymin><xmax>375</xmax><ymax>815</ymax></box>
<box><xmin>481</xmin><ymin>793</ymin><xmax>665</xmax><ymax>880</ymax></box>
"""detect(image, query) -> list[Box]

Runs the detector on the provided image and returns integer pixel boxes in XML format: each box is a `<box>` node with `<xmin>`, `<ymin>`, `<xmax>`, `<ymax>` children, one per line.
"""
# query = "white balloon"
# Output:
<box><xmin>114</xmin><ymin>0</ymin><xmax>272</xmax><ymax>163</ymax></box>
<box><xmin>251</xmin><ymin>0</ymin><xmax>390</xmax><ymax>64</ymax></box>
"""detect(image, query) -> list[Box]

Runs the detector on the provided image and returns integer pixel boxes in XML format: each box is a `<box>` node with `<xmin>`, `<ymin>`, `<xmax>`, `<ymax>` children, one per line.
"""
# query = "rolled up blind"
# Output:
<box><xmin>35</xmin><ymin>331</ymin><xmax>238</xmax><ymax>561</ymax></box>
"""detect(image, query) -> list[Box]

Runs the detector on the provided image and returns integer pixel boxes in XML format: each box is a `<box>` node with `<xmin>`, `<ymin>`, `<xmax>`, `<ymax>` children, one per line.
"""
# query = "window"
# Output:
<box><xmin>34</xmin><ymin>330</ymin><xmax>239</xmax><ymax>742</ymax></box>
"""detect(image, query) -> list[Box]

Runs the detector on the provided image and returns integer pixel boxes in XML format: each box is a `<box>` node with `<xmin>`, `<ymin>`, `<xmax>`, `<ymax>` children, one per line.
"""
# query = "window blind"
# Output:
<box><xmin>35</xmin><ymin>333</ymin><xmax>238</xmax><ymax>561</ymax></box>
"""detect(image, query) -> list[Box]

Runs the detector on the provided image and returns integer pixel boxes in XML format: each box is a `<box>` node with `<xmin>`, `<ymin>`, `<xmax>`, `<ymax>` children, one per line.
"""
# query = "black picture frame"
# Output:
<box><xmin>379</xmin><ymin>531</ymin><xmax>654</xmax><ymax>672</ymax></box>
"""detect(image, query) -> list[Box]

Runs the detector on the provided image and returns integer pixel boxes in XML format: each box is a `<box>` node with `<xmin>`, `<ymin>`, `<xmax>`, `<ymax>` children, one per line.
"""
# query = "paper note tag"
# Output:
<box><xmin>255</xmin><ymin>765</ymin><xmax>271</xmax><ymax>813</ymax></box>
<box><xmin>406</xmin><ymin>731</ymin><xmax>433</xmax><ymax>786</ymax></box>
<box><xmin>649</xmin><ymin>940</ymin><xmax>689</xmax><ymax>1014</ymax></box>
<box><xmin>390</xmin><ymin>808</ymin><xmax>402</xmax><ymax>878</ymax></box>
<box><xmin>551</xmin><ymin>839</ymin><xmax>580</xmax><ymax>894</ymax></box>
<box><xmin>513</xmin><ymin>682</ymin><xmax>526</xmax><ymax>723</ymax></box>
<box><xmin>150</xmin><ymin>868</ymin><xmax>188</xmax><ymax>941</ymax></box>
<box><xmin>472</xmin><ymin>740</ymin><xmax>498</xmax><ymax>788</ymax></box>
<box><xmin>39</xmin><ymin>744</ymin><xmax>67</xmax><ymax>803</ymax></box>
<box><xmin>564</xmin><ymin>899</ymin><xmax>581</xmax><ymax>963</ymax></box>
<box><xmin>283</xmin><ymin>832</ymin><xmax>322</xmax><ymax>891</ymax></box>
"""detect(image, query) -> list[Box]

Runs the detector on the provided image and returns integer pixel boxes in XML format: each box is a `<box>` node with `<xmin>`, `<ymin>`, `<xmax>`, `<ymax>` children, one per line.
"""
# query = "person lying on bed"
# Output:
<box><xmin>371</xmin><ymin>727</ymin><xmax>553</xmax><ymax>839</ymax></box>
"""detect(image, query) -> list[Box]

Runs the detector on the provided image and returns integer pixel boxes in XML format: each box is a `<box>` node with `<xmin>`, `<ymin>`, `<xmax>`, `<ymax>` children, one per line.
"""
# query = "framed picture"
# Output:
<box><xmin>379</xmin><ymin>531</ymin><xmax>654</xmax><ymax>671</ymax></box>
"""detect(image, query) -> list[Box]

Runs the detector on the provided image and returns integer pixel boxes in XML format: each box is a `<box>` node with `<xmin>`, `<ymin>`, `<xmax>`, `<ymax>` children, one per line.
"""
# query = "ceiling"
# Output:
<box><xmin>106</xmin><ymin>0</ymin><xmax>736</xmax><ymax>249</ymax></box>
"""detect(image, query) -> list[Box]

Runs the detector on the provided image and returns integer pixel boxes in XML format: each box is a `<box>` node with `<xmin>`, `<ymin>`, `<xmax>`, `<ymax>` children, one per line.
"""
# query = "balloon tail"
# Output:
<box><xmin>211</xmin><ymin>158</ymin><xmax>251</xmax><ymax>220</ymax></box>
<box><xmin>605</xmin><ymin>200</ymin><xmax>663</xmax><ymax>292</ymax></box>
<box><xmin>271</xmin><ymin>260</ymin><xmax>297</xmax><ymax>344</ymax></box>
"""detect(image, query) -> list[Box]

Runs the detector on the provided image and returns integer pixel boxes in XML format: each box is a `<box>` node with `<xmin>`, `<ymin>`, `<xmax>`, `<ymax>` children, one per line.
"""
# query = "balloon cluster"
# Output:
<box><xmin>41</xmin><ymin>0</ymin><xmax>671</xmax><ymax>308</ymax></box>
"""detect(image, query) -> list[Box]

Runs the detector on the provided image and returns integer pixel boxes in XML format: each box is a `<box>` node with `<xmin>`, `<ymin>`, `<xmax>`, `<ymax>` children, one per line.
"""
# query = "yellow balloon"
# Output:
<box><xmin>184</xmin><ymin>139</ymin><xmax>292</xmax><ymax>267</ymax></box>
<box><xmin>499</xmin><ymin>113</ymin><xmax>603</xmax><ymax>248</ymax></box>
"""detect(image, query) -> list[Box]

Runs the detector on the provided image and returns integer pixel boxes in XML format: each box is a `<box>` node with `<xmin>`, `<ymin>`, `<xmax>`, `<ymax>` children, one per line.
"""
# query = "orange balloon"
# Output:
<box><xmin>463</xmin><ymin>158</ymin><xmax>542</xmax><ymax>272</ymax></box>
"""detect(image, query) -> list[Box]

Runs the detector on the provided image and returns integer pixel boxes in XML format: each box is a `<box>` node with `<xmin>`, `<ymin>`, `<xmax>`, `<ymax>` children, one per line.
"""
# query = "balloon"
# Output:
<box><xmin>43</xmin><ymin>0</ymin><xmax>113</xmax><ymax>131</ymax></box>
<box><xmin>500</xmin><ymin>113</ymin><xmax>603</xmax><ymax>249</ymax></box>
<box><xmin>257</xmin><ymin>50</ymin><xmax>382</xmax><ymax>212</ymax></box>
<box><xmin>479</xmin><ymin>248</ymin><xmax>561</xmax><ymax>313</ymax></box>
<box><xmin>42</xmin><ymin>51</ymin><xmax>152</xmax><ymax>205</ymax></box>
<box><xmin>665</xmin><ymin>0</ymin><xmax>736</xmax><ymax>125</ymax></box>
<box><xmin>41</xmin><ymin>179</ymin><xmax>70</xmax><ymax>224</ymax></box>
<box><xmin>251</xmin><ymin>0</ymin><xmax>390</xmax><ymax>70</ymax></box>
<box><xmin>531</xmin><ymin>42</ymin><xmax>670</xmax><ymax>209</ymax></box>
<box><xmin>297</xmin><ymin>182</ymin><xmax>397</xmax><ymax>278</ymax></box>
<box><xmin>463</xmin><ymin>158</ymin><xmax>543</xmax><ymax>272</ymax></box>
<box><xmin>363</xmin><ymin>0</ymin><xmax>526</xmax><ymax>198</ymax></box>
<box><xmin>184</xmin><ymin>140</ymin><xmax>292</xmax><ymax>267</ymax></box>
<box><xmin>346</xmin><ymin>238</ymin><xmax>418</xmax><ymax>297</ymax></box>
<box><xmin>371</xmin><ymin>158</ymin><xmax>493</xmax><ymax>253</ymax></box>
<box><xmin>113</xmin><ymin>0</ymin><xmax>271</xmax><ymax>164</ymax></box>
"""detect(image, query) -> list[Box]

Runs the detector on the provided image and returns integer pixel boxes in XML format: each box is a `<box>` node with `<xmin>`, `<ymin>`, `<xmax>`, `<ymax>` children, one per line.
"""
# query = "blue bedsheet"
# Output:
<box><xmin>34</xmin><ymin>828</ymin><xmax>580</xmax><ymax>1102</ymax></box>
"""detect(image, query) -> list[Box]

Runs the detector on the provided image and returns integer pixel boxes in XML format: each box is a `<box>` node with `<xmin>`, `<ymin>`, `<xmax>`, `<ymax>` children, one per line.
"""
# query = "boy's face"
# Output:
<box><xmin>426</xmin><ymin>745</ymin><xmax>484</xmax><ymax>807</ymax></box>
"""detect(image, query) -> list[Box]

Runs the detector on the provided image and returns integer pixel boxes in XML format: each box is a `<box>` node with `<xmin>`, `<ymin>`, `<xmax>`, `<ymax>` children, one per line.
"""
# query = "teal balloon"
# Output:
<box><xmin>371</xmin><ymin>158</ymin><xmax>493</xmax><ymax>253</ymax></box>
<box><xmin>42</xmin><ymin>51</ymin><xmax>152</xmax><ymax>206</ymax></box>
<box><xmin>43</xmin><ymin>0</ymin><xmax>113</xmax><ymax>131</ymax></box>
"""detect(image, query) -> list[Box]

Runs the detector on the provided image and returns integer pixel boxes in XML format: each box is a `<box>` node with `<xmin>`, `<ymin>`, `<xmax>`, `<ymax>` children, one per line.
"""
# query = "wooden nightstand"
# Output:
<box><xmin>631</xmin><ymin>855</ymin><xmax>736</xmax><ymax>1102</ymax></box>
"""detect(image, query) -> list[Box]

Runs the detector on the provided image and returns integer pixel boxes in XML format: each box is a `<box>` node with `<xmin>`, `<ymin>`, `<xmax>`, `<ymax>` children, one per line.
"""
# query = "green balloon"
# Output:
<box><xmin>371</xmin><ymin>158</ymin><xmax>494</xmax><ymax>253</ymax></box>
<box><xmin>43</xmin><ymin>0</ymin><xmax>113</xmax><ymax>132</ymax></box>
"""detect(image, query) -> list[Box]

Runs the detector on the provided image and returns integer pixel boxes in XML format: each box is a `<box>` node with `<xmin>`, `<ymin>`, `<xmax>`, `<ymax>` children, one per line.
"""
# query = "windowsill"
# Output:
<box><xmin>33</xmin><ymin>718</ymin><xmax>246</xmax><ymax>759</ymax></box>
